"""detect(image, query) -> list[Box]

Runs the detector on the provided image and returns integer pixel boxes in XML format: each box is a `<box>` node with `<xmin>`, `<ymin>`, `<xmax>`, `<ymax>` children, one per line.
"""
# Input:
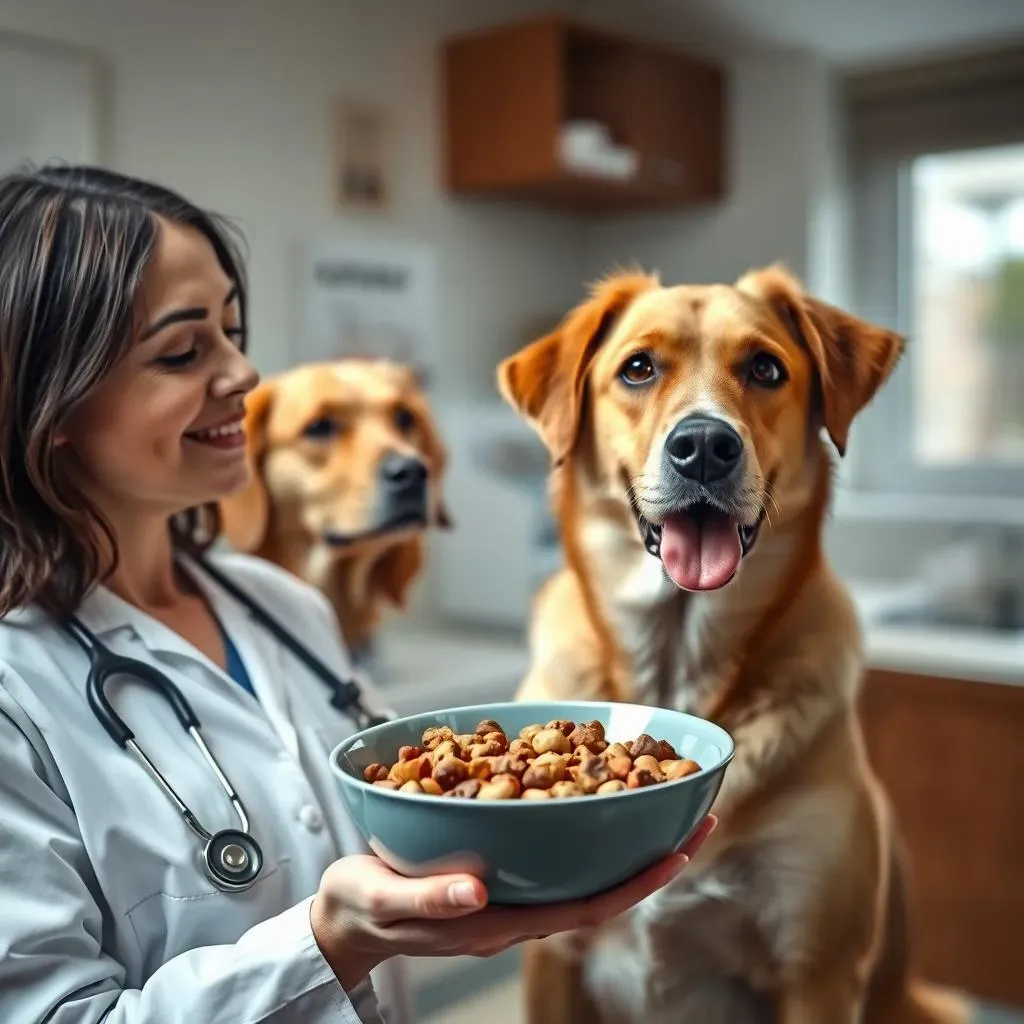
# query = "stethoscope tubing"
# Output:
<box><xmin>57</xmin><ymin>554</ymin><xmax>388</xmax><ymax>893</ymax></box>
<box><xmin>62</xmin><ymin>612</ymin><xmax>264</xmax><ymax>890</ymax></box>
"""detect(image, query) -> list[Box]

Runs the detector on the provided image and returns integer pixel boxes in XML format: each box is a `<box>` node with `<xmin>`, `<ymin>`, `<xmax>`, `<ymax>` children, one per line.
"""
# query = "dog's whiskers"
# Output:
<box><xmin>625</xmin><ymin>476</ymin><xmax>672</xmax><ymax>524</ymax></box>
<box><xmin>765</xmin><ymin>487</ymin><xmax>782</xmax><ymax>530</ymax></box>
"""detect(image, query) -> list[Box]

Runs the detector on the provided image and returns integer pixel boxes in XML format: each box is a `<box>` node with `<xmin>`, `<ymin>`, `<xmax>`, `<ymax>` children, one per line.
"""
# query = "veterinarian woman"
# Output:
<box><xmin>0</xmin><ymin>165</ymin><xmax>715</xmax><ymax>1024</ymax></box>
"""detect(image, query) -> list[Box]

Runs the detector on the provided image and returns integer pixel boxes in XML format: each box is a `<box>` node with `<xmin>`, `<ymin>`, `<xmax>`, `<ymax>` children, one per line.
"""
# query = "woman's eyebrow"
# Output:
<box><xmin>141</xmin><ymin>285</ymin><xmax>238</xmax><ymax>340</ymax></box>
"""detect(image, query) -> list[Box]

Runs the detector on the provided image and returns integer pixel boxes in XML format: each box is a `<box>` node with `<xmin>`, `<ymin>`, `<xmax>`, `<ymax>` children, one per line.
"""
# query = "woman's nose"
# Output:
<box><xmin>212</xmin><ymin>343</ymin><xmax>259</xmax><ymax>399</ymax></box>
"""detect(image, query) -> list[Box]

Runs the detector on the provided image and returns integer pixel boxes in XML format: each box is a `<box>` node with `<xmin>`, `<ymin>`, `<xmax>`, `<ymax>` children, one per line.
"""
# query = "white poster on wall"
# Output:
<box><xmin>299</xmin><ymin>237</ymin><xmax>439</xmax><ymax>385</ymax></box>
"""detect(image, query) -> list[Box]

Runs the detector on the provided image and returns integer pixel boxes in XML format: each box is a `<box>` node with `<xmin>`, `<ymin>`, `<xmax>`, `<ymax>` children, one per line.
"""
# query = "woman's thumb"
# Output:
<box><xmin>381</xmin><ymin>873</ymin><xmax>488</xmax><ymax>922</ymax></box>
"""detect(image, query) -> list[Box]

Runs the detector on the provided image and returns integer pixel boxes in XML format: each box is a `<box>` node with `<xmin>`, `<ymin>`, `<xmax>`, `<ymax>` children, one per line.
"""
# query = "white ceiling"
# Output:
<box><xmin>634</xmin><ymin>0</ymin><xmax>1024</xmax><ymax>67</ymax></box>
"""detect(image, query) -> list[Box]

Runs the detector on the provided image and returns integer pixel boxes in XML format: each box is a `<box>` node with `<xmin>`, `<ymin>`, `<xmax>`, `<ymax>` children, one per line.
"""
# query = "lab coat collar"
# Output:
<box><xmin>74</xmin><ymin>566</ymin><xmax>304</xmax><ymax>760</ymax></box>
<box><xmin>74</xmin><ymin>557</ymin><xmax>254</xmax><ymax>657</ymax></box>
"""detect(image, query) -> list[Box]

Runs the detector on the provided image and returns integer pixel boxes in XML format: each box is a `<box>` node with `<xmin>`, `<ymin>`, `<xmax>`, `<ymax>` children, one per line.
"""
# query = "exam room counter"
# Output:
<box><xmin>373</xmin><ymin>584</ymin><xmax>1024</xmax><ymax>713</ymax></box>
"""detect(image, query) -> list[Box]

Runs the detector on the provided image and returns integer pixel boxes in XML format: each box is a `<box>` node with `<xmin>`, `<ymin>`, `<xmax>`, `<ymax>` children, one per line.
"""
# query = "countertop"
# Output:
<box><xmin>850</xmin><ymin>582</ymin><xmax>1024</xmax><ymax>687</ymax></box>
<box><xmin>369</xmin><ymin>581</ymin><xmax>1023</xmax><ymax>714</ymax></box>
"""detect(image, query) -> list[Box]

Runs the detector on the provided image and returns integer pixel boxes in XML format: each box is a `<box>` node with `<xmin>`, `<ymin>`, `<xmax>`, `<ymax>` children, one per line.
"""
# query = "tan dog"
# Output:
<box><xmin>220</xmin><ymin>359</ymin><xmax>450</xmax><ymax>656</ymax></box>
<box><xmin>497</xmin><ymin>267</ymin><xmax>967</xmax><ymax>1024</ymax></box>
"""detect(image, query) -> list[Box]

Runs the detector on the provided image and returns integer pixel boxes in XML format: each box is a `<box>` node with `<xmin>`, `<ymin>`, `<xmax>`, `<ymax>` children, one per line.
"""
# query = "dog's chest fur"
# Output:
<box><xmin>580</xmin><ymin>516</ymin><xmax>801</xmax><ymax>712</ymax></box>
<box><xmin>576</xmin><ymin>519</ymin><xmax>844</xmax><ymax>1020</ymax></box>
<box><xmin>582</xmin><ymin>781</ymin><xmax>856</xmax><ymax>1021</ymax></box>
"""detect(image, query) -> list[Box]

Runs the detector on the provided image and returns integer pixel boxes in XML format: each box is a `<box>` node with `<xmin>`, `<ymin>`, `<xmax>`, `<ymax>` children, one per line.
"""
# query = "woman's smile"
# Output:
<box><xmin>184</xmin><ymin>411</ymin><xmax>247</xmax><ymax>451</ymax></box>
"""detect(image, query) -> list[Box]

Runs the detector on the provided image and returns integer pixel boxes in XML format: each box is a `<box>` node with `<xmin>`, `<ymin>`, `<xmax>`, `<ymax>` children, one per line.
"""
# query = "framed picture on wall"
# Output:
<box><xmin>330</xmin><ymin>96</ymin><xmax>390</xmax><ymax>212</ymax></box>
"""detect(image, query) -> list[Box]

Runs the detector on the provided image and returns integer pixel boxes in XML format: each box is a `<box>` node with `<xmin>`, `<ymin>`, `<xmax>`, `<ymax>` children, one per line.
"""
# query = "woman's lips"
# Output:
<box><xmin>184</xmin><ymin>419</ymin><xmax>245</xmax><ymax>449</ymax></box>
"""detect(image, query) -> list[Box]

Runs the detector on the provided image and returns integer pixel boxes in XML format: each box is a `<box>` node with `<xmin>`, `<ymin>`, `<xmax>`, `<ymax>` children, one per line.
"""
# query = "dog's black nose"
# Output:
<box><xmin>665</xmin><ymin>417</ymin><xmax>743</xmax><ymax>483</ymax></box>
<box><xmin>379</xmin><ymin>452</ymin><xmax>428</xmax><ymax>491</ymax></box>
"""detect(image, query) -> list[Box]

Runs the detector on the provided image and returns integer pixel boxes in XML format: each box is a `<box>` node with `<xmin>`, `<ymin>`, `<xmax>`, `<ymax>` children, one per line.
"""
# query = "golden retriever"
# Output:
<box><xmin>496</xmin><ymin>265</ymin><xmax>968</xmax><ymax>1024</ymax></box>
<box><xmin>220</xmin><ymin>359</ymin><xmax>450</xmax><ymax>657</ymax></box>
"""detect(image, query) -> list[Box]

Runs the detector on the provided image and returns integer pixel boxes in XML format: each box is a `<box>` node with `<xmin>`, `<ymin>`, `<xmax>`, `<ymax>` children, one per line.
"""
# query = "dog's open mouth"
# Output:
<box><xmin>638</xmin><ymin>501</ymin><xmax>764</xmax><ymax>592</ymax></box>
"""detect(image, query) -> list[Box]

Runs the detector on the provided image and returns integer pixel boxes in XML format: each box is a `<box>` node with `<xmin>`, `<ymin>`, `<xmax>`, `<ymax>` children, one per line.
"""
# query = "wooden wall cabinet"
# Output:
<box><xmin>858</xmin><ymin>668</ymin><xmax>1024</xmax><ymax>1008</ymax></box>
<box><xmin>441</xmin><ymin>15</ymin><xmax>726</xmax><ymax>213</ymax></box>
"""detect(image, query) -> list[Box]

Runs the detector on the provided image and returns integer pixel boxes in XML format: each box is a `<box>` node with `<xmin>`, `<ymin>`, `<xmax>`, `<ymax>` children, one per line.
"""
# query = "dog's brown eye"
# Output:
<box><xmin>749</xmin><ymin>353</ymin><xmax>786</xmax><ymax>387</ymax></box>
<box><xmin>394</xmin><ymin>405</ymin><xmax>416</xmax><ymax>433</ymax></box>
<box><xmin>619</xmin><ymin>353</ymin><xmax>656</xmax><ymax>386</ymax></box>
<box><xmin>302</xmin><ymin>416</ymin><xmax>339</xmax><ymax>440</ymax></box>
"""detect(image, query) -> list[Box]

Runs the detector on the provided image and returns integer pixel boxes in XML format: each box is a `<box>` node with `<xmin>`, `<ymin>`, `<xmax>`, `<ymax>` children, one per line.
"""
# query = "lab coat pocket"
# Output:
<box><xmin>125</xmin><ymin>856</ymin><xmax>295</xmax><ymax>983</ymax></box>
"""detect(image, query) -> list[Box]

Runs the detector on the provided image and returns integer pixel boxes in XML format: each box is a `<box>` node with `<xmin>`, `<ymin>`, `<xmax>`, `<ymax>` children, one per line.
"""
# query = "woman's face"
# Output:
<box><xmin>61</xmin><ymin>217</ymin><xmax>259</xmax><ymax>521</ymax></box>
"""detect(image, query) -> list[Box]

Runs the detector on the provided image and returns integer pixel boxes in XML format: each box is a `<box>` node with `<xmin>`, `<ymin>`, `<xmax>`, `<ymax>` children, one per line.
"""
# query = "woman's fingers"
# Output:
<box><xmin>679</xmin><ymin>813</ymin><xmax>718</xmax><ymax>860</ymax></box>
<box><xmin>464</xmin><ymin>814</ymin><xmax>718</xmax><ymax>942</ymax></box>
<box><xmin>333</xmin><ymin>813</ymin><xmax>717</xmax><ymax>943</ymax></box>
<box><xmin>573</xmin><ymin>851</ymin><xmax>690</xmax><ymax>928</ymax></box>
<box><xmin>572</xmin><ymin>814</ymin><xmax>718</xmax><ymax>927</ymax></box>
<box><xmin>337</xmin><ymin>856</ymin><xmax>489</xmax><ymax>924</ymax></box>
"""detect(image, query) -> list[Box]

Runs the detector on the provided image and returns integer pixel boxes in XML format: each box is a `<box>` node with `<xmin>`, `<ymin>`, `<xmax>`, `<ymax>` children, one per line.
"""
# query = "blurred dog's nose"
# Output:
<box><xmin>379</xmin><ymin>452</ymin><xmax>428</xmax><ymax>491</ymax></box>
<box><xmin>665</xmin><ymin>417</ymin><xmax>743</xmax><ymax>483</ymax></box>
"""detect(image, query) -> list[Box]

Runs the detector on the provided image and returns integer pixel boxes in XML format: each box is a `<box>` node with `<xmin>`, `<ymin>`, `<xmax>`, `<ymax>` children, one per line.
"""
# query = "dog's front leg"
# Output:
<box><xmin>521</xmin><ymin>936</ymin><xmax>607</xmax><ymax>1024</ymax></box>
<box><xmin>777</xmin><ymin>972</ymin><xmax>866</xmax><ymax>1024</ymax></box>
<box><xmin>707</xmin><ymin>680</ymin><xmax>842</xmax><ymax>820</ymax></box>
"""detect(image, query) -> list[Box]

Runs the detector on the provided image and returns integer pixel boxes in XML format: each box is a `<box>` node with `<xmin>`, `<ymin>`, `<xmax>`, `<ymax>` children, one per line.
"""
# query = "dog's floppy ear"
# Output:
<box><xmin>735</xmin><ymin>264</ymin><xmax>905</xmax><ymax>456</ymax></box>
<box><xmin>370</xmin><ymin>539</ymin><xmax>424</xmax><ymax>609</ymax></box>
<box><xmin>497</xmin><ymin>270</ymin><xmax>659</xmax><ymax>465</ymax></box>
<box><xmin>220</xmin><ymin>379</ymin><xmax>277</xmax><ymax>552</ymax></box>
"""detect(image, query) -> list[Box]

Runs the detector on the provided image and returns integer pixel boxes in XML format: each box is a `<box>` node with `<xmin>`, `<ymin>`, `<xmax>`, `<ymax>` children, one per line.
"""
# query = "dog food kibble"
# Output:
<box><xmin>663</xmin><ymin>758</ymin><xmax>701</xmax><ymax>780</ymax></box>
<box><xmin>531</xmin><ymin>728</ymin><xmax>570</xmax><ymax>755</ymax></box>
<box><xmin>422</xmin><ymin>726</ymin><xmax>454</xmax><ymax>750</ymax></box>
<box><xmin>363</xmin><ymin>718</ymin><xmax>702</xmax><ymax>800</ymax></box>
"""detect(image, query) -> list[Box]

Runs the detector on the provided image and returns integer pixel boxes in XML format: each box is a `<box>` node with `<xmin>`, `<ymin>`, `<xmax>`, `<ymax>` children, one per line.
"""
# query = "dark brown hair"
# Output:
<box><xmin>0</xmin><ymin>164</ymin><xmax>248</xmax><ymax>618</ymax></box>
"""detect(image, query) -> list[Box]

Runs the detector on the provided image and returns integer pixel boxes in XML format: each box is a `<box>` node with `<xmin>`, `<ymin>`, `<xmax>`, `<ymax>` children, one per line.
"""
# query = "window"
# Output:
<box><xmin>845</xmin><ymin>47</ymin><xmax>1024</xmax><ymax>505</ymax></box>
<box><xmin>910</xmin><ymin>143</ymin><xmax>1024</xmax><ymax>467</ymax></box>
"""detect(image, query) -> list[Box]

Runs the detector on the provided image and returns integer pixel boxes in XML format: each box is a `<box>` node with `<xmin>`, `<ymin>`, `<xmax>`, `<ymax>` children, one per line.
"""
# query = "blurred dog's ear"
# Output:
<box><xmin>735</xmin><ymin>264</ymin><xmax>904</xmax><ymax>456</ymax></box>
<box><xmin>497</xmin><ymin>270</ymin><xmax>659</xmax><ymax>466</ymax></box>
<box><xmin>220</xmin><ymin>379</ymin><xmax>277</xmax><ymax>552</ymax></box>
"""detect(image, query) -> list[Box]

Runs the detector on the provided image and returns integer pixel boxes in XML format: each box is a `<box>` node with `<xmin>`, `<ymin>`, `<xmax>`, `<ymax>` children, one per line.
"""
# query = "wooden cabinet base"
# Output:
<box><xmin>858</xmin><ymin>669</ymin><xmax>1024</xmax><ymax>1008</ymax></box>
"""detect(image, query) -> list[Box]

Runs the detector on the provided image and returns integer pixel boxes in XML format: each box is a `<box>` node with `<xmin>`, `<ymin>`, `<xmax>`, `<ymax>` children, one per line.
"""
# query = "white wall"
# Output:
<box><xmin>0</xmin><ymin>0</ymin><xmax>584</xmax><ymax>400</ymax></box>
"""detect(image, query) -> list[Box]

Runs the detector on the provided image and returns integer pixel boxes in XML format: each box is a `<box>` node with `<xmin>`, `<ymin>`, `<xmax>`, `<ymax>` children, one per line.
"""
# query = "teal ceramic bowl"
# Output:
<box><xmin>330</xmin><ymin>701</ymin><xmax>733</xmax><ymax>904</ymax></box>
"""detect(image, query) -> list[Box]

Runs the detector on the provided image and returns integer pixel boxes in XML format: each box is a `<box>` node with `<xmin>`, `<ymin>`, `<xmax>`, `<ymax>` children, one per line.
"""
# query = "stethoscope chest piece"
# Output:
<box><xmin>204</xmin><ymin>829</ymin><xmax>264</xmax><ymax>892</ymax></box>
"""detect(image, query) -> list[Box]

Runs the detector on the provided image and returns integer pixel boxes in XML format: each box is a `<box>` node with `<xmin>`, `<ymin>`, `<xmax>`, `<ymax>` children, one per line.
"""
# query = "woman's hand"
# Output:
<box><xmin>310</xmin><ymin>814</ymin><xmax>717</xmax><ymax>992</ymax></box>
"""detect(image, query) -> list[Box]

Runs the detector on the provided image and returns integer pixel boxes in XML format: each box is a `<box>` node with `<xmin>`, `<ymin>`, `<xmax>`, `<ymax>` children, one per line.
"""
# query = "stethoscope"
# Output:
<box><xmin>59</xmin><ymin>554</ymin><xmax>391</xmax><ymax>894</ymax></box>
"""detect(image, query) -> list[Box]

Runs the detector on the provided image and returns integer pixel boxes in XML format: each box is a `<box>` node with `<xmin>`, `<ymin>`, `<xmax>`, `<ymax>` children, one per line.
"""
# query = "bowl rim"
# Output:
<box><xmin>329</xmin><ymin>700</ymin><xmax>735</xmax><ymax>809</ymax></box>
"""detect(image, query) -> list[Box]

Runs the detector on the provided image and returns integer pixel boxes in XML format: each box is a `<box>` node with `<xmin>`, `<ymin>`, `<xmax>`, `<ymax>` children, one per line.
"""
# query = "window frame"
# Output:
<box><xmin>845</xmin><ymin>142</ymin><xmax>1024</xmax><ymax>503</ymax></box>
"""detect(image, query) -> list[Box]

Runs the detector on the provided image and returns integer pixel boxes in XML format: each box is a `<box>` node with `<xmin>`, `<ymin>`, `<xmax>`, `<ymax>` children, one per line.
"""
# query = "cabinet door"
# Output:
<box><xmin>858</xmin><ymin>669</ymin><xmax>1024</xmax><ymax>1007</ymax></box>
<box><xmin>443</xmin><ymin>19</ymin><xmax>563</xmax><ymax>192</ymax></box>
<box><xmin>567</xmin><ymin>40</ymin><xmax>724</xmax><ymax>202</ymax></box>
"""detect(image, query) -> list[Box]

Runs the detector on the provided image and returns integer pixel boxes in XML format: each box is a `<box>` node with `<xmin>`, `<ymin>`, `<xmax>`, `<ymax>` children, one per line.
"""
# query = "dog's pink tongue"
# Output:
<box><xmin>660</xmin><ymin>510</ymin><xmax>742</xmax><ymax>591</ymax></box>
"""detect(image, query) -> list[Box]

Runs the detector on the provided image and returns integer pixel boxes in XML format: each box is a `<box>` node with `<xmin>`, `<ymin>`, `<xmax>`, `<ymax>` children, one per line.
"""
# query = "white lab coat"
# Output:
<box><xmin>0</xmin><ymin>550</ymin><xmax>415</xmax><ymax>1024</ymax></box>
